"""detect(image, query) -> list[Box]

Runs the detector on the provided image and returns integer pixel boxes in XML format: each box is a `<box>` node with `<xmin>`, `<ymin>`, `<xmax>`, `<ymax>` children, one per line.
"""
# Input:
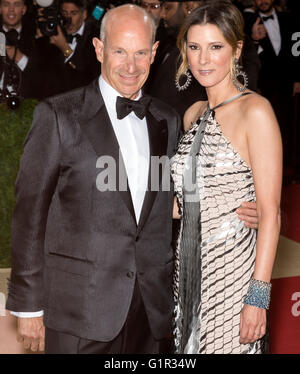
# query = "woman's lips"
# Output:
<box><xmin>198</xmin><ymin>70</ymin><xmax>214</xmax><ymax>76</ymax></box>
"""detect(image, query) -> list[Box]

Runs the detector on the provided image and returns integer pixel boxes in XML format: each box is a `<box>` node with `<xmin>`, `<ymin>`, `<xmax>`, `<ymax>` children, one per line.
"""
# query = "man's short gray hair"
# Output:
<box><xmin>100</xmin><ymin>4</ymin><xmax>157</xmax><ymax>45</ymax></box>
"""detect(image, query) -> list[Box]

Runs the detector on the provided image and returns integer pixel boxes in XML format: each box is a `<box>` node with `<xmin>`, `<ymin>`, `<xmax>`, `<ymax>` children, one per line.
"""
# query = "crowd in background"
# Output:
<box><xmin>0</xmin><ymin>0</ymin><xmax>299</xmax><ymax>179</ymax></box>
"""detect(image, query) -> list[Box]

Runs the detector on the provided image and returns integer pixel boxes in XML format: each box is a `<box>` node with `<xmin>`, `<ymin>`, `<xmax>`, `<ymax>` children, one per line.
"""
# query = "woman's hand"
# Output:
<box><xmin>239</xmin><ymin>304</ymin><xmax>266</xmax><ymax>344</ymax></box>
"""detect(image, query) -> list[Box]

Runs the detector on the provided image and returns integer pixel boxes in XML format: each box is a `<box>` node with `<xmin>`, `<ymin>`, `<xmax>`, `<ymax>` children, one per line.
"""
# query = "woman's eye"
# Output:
<box><xmin>211</xmin><ymin>44</ymin><xmax>223</xmax><ymax>50</ymax></box>
<box><xmin>188</xmin><ymin>44</ymin><xmax>199</xmax><ymax>50</ymax></box>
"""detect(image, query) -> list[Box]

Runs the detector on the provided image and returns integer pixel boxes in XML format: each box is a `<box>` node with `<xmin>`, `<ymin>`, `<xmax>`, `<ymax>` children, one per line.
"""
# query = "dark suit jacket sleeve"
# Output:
<box><xmin>174</xmin><ymin>110</ymin><xmax>183</xmax><ymax>148</ymax></box>
<box><xmin>6</xmin><ymin>100</ymin><xmax>61</xmax><ymax>312</ymax></box>
<box><xmin>242</xmin><ymin>35</ymin><xmax>261</xmax><ymax>92</ymax></box>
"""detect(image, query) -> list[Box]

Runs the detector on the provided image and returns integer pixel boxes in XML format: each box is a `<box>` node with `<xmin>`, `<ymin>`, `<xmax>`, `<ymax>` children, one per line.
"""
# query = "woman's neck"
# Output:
<box><xmin>205</xmin><ymin>78</ymin><xmax>241</xmax><ymax>109</ymax></box>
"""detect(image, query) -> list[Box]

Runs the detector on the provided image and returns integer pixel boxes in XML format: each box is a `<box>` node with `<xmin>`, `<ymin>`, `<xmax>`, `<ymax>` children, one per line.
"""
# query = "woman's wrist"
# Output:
<box><xmin>244</xmin><ymin>278</ymin><xmax>272</xmax><ymax>310</ymax></box>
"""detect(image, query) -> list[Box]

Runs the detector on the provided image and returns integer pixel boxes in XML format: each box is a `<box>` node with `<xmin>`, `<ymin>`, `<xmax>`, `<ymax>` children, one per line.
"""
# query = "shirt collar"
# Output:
<box><xmin>99</xmin><ymin>75</ymin><xmax>142</xmax><ymax>112</ymax></box>
<box><xmin>259</xmin><ymin>8</ymin><xmax>276</xmax><ymax>20</ymax></box>
<box><xmin>71</xmin><ymin>21</ymin><xmax>85</xmax><ymax>37</ymax></box>
<box><xmin>2</xmin><ymin>25</ymin><xmax>22</xmax><ymax>34</ymax></box>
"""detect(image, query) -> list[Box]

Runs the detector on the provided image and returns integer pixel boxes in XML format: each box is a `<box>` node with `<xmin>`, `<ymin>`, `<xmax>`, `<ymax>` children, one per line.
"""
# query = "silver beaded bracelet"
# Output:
<box><xmin>244</xmin><ymin>278</ymin><xmax>272</xmax><ymax>310</ymax></box>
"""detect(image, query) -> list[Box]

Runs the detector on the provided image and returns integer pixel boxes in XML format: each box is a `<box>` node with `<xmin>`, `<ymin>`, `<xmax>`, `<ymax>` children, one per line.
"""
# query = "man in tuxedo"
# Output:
<box><xmin>35</xmin><ymin>0</ymin><xmax>100</xmax><ymax>99</ymax></box>
<box><xmin>6</xmin><ymin>3</ymin><xmax>180</xmax><ymax>354</ymax></box>
<box><xmin>246</xmin><ymin>0</ymin><xmax>294</xmax><ymax>95</ymax></box>
<box><xmin>0</xmin><ymin>0</ymin><xmax>37</xmax><ymax>98</ymax></box>
<box><xmin>6</xmin><ymin>3</ymin><xmax>258</xmax><ymax>354</ymax></box>
<box><xmin>245</xmin><ymin>0</ymin><xmax>295</xmax><ymax>168</ymax></box>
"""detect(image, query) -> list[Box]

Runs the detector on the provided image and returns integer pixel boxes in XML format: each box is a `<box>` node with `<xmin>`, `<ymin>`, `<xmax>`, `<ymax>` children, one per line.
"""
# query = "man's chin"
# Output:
<box><xmin>260</xmin><ymin>5</ymin><xmax>273</xmax><ymax>13</ymax></box>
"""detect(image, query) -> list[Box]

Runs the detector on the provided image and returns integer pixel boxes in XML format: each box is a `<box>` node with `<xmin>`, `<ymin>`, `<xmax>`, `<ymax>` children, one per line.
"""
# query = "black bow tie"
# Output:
<box><xmin>116</xmin><ymin>95</ymin><xmax>151</xmax><ymax>120</ymax></box>
<box><xmin>262</xmin><ymin>14</ymin><xmax>274</xmax><ymax>22</ymax></box>
<box><xmin>2</xmin><ymin>28</ymin><xmax>20</xmax><ymax>45</ymax></box>
<box><xmin>66</xmin><ymin>33</ymin><xmax>81</xmax><ymax>43</ymax></box>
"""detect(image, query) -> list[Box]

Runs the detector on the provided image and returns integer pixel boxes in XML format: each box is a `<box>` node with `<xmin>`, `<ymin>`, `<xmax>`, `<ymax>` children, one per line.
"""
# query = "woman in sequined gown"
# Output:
<box><xmin>171</xmin><ymin>2</ymin><xmax>282</xmax><ymax>354</ymax></box>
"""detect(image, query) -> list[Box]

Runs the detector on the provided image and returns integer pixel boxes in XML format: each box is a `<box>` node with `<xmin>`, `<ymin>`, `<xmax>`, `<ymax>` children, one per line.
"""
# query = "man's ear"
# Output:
<box><xmin>22</xmin><ymin>5</ymin><xmax>27</xmax><ymax>16</ymax></box>
<box><xmin>82</xmin><ymin>9</ymin><xmax>88</xmax><ymax>21</ymax></box>
<box><xmin>150</xmin><ymin>41</ymin><xmax>160</xmax><ymax>64</ymax></box>
<box><xmin>93</xmin><ymin>37</ymin><xmax>104</xmax><ymax>63</ymax></box>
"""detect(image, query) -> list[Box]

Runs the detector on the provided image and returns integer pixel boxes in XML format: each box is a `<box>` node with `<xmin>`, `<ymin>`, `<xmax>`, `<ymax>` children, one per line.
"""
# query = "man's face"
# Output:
<box><xmin>61</xmin><ymin>2</ymin><xmax>87</xmax><ymax>34</ymax></box>
<box><xmin>254</xmin><ymin>0</ymin><xmax>274</xmax><ymax>14</ymax></box>
<box><xmin>93</xmin><ymin>14</ymin><xmax>158</xmax><ymax>99</ymax></box>
<box><xmin>140</xmin><ymin>0</ymin><xmax>162</xmax><ymax>26</ymax></box>
<box><xmin>0</xmin><ymin>0</ymin><xmax>26</xmax><ymax>29</ymax></box>
<box><xmin>160</xmin><ymin>2</ymin><xmax>184</xmax><ymax>35</ymax></box>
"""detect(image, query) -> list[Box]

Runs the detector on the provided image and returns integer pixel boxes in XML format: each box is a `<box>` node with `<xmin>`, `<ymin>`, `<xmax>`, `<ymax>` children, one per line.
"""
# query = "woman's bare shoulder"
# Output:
<box><xmin>241</xmin><ymin>91</ymin><xmax>275</xmax><ymax>120</ymax></box>
<box><xmin>235</xmin><ymin>91</ymin><xmax>277</xmax><ymax>130</ymax></box>
<box><xmin>183</xmin><ymin>101</ymin><xmax>208</xmax><ymax>132</ymax></box>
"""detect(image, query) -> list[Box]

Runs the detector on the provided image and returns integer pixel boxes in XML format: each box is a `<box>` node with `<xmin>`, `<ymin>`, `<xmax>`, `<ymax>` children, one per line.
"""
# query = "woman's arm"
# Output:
<box><xmin>239</xmin><ymin>96</ymin><xmax>282</xmax><ymax>344</ymax></box>
<box><xmin>246</xmin><ymin>97</ymin><xmax>282</xmax><ymax>282</ymax></box>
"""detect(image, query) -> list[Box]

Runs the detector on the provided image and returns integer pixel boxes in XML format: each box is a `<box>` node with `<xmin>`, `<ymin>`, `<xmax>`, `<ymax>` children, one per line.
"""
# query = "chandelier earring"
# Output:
<box><xmin>175</xmin><ymin>69</ymin><xmax>192</xmax><ymax>91</ymax></box>
<box><xmin>232</xmin><ymin>58</ymin><xmax>248</xmax><ymax>92</ymax></box>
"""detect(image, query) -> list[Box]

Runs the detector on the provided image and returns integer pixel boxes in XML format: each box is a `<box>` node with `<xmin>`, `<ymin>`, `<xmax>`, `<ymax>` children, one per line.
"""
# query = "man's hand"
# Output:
<box><xmin>5</xmin><ymin>46</ymin><xmax>24</xmax><ymax>63</ymax></box>
<box><xmin>251</xmin><ymin>17</ymin><xmax>266</xmax><ymax>42</ymax></box>
<box><xmin>236</xmin><ymin>201</ymin><xmax>258</xmax><ymax>229</ymax></box>
<box><xmin>49</xmin><ymin>25</ymin><xmax>70</xmax><ymax>54</ymax></box>
<box><xmin>293</xmin><ymin>82</ymin><xmax>300</xmax><ymax>96</ymax></box>
<box><xmin>17</xmin><ymin>317</ymin><xmax>45</xmax><ymax>352</ymax></box>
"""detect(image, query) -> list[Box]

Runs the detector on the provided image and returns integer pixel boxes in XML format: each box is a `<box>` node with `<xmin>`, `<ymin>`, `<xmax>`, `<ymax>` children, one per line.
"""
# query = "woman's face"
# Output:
<box><xmin>186</xmin><ymin>23</ymin><xmax>241</xmax><ymax>89</ymax></box>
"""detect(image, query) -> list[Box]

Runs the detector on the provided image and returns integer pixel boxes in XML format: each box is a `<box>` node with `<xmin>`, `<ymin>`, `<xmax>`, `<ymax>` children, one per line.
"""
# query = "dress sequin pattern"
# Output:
<box><xmin>171</xmin><ymin>111</ymin><xmax>264</xmax><ymax>354</ymax></box>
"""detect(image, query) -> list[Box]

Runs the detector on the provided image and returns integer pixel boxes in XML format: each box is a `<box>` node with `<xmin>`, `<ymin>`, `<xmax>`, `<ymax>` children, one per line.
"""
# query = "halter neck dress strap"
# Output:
<box><xmin>209</xmin><ymin>91</ymin><xmax>252</xmax><ymax>112</ymax></box>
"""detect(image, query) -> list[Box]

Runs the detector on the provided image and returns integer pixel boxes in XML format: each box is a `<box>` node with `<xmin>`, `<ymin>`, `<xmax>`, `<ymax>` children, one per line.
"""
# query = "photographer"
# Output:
<box><xmin>0</xmin><ymin>0</ymin><xmax>38</xmax><ymax>100</ymax></box>
<box><xmin>35</xmin><ymin>0</ymin><xmax>100</xmax><ymax>99</ymax></box>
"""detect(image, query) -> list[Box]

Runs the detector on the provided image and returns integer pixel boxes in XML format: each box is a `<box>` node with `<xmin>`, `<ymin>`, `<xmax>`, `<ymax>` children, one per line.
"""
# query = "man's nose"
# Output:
<box><xmin>160</xmin><ymin>7</ymin><xmax>166</xmax><ymax>19</ymax></box>
<box><xmin>126</xmin><ymin>55</ymin><xmax>138</xmax><ymax>72</ymax></box>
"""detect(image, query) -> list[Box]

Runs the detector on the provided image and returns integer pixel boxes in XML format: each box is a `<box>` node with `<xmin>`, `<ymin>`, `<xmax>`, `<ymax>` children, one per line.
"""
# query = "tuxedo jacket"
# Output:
<box><xmin>34</xmin><ymin>19</ymin><xmax>101</xmax><ymax>99</ymax></box>
<box><xmin>6</xmin><ymin>78</ymin><xmax>181</xmax><ymax>342</ymax></box>
<box><xmin>244</xmin><ymin>10</ymin><xmax>294</xmax><ymax>92</ymax></box>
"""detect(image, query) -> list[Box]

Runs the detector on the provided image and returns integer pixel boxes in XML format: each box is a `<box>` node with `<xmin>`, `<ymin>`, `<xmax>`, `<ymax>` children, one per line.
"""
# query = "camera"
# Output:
<box><xmin>36</xmin><ymin>0</ymin><xmax>70</xmax><ymax>37</ymax></box>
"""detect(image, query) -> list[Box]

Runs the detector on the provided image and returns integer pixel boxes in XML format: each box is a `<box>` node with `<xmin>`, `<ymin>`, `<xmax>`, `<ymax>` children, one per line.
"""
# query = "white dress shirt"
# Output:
<box><xmin>260</xmin><ymin>9</ymin><xmax>281</xmax><ymax>56</ymax></box>
<box><xmin>64</xmin><ymin>22</ymin><xmax>85</xmax><ymax>63</ymax></box>
<box><xmin>10</xmin><ymin>75</ymin><xmax>150</xmax><ymax>318</ymax></box>
<box><xmin>100</xmin><ymin>75</ymin><xmax>150</xmax><ymax>222</ymax></box>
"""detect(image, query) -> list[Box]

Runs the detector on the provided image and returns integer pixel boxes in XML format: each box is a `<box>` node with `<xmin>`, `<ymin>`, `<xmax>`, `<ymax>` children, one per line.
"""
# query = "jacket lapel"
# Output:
<box><xmin>137</xmin><ymin>107</ymin><xmax>168</xmax><ymax>235</ymax></box>
<box><xmin>77</xmin><ymin>79</ymin><xmax>136</xmax><ymax>222</ymax></box>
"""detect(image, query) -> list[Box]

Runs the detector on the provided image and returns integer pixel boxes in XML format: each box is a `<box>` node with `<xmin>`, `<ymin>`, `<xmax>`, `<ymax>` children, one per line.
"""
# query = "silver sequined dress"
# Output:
<box><xmin>171</xmin><ymin>110</ymin><xmax>264</xmax><ymax>354</ymax></box>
